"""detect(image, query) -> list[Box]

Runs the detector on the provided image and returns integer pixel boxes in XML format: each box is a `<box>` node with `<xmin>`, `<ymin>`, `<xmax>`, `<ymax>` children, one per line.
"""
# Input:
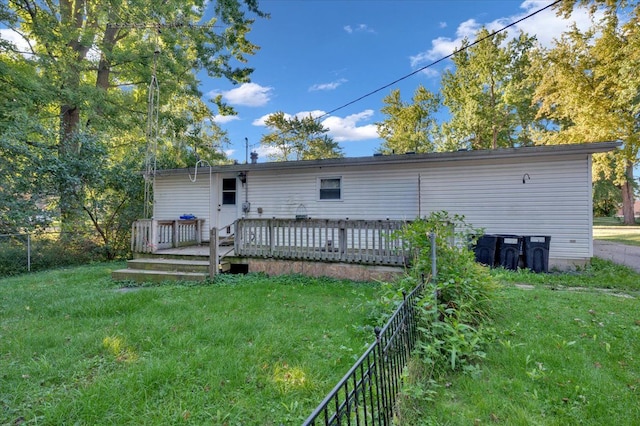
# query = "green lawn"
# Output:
<box><xmin>593</xmin><ymin>216</ymin><xmax>640</xmax><ymax>246</ymax></box>
<box><xmin>0</xmin><ymin>264</ymin><xmax>382</xmax><ymax>425</ymax></box>
<box><xmin>398</xmin><ymin>259</ymin><xmax>640</xmax><ymax>425</ymax></box>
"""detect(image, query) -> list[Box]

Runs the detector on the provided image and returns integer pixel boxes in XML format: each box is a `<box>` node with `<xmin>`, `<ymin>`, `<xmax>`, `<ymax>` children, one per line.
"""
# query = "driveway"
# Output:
<box><xmin>593</xmin><ymin>240</ymin><xmax>640</xmax><ymax>273</ymax></box>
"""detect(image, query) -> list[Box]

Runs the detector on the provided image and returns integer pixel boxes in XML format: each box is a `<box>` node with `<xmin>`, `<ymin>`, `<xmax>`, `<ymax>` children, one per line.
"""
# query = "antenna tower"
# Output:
<box><xmin>143</xmin><ymin>45</ymin><xmax>160</xmax><ymax>219</ymax></box>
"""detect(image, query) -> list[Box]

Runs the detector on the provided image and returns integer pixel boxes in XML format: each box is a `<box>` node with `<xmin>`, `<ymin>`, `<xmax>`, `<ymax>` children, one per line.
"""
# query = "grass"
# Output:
<box><xmin>593</xmin><ymin>216</ymin><xmax>640</xmax><ymax>246</ymax></box>
<box><xmin>0</xmin><ymin>264</ymin><xmax>383</xmax><ymax>425</ymax></box>
<box><xmin>399</xmin><ymin>259</ymin><xmax>640</xmax><ymax>425</ymax></box>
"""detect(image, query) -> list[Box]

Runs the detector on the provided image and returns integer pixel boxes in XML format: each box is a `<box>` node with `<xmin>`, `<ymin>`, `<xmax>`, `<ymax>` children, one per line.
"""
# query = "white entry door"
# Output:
<box><xmin>217</xmin><ymin>177</ymin><xmax>238</xmax><ymax>236</ymax></box>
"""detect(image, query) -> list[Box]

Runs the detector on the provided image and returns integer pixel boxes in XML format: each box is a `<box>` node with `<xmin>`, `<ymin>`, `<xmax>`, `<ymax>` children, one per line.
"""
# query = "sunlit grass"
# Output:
<box><xmin>398</xmin><ymin>260</ymin><xmax>640</xmax><ymax>425</ymax></box>
<box><xmin>0</xmin><ymin>265</ymin><xmax>382</xmax><ymax>425</ymax></box>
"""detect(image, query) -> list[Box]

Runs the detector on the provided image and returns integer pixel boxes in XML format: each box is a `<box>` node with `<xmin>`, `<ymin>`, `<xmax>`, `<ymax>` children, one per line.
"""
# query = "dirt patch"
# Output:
<box><xmin>511</xmin><ymin>283</ymin><xmax>635</xmax><ymax>299</ymax></box>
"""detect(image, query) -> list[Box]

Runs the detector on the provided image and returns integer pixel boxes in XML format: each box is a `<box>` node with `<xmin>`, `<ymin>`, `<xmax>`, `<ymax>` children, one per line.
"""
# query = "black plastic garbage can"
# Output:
<box><xmin>473</xmin><ymin>234</ymin><xmax>498</xmax><ymax>266</ymax></box>
<box><xmin>523</xmin><ymin>236</ymin><xmax>551</xmax><ymax>273</ymax></box>
<box><xmin>496</xmin><ymin>235</ymin><xmax>522</xmax><ymax>270</ymax></box>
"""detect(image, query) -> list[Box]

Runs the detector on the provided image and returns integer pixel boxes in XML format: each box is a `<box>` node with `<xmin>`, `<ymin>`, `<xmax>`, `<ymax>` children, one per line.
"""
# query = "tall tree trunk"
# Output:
<box><xmin>58</xmin><ymin>103</ymin><xmax>82</xmax><ymax>240</ymax></box>
<box><xmin>57</xmin><ymin>0</ymin><xmax>92</xmax><ymax>239</ymax></box>
<box><xmin>620</xmin><ymin>160</ymin><xmax>636</xmax><ymax>225</ymax></box>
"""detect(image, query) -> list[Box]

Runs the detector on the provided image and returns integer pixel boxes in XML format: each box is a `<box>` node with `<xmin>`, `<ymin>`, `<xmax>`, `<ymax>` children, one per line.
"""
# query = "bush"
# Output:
<box><xmin>396</xmin><ymin>212</ymin><xmax>498</xmax><ymax>418</ymax></box>
<box><xmin>0</xmin><ymin>234</ymin><xmax>103</xmax><ymax>277</ymax></box>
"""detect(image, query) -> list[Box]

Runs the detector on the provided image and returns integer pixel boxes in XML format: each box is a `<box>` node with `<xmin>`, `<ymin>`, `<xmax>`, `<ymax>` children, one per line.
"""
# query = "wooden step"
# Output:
<box><xmin>111</xmin><ymin>269</ymin><xmax>208</xmax><ymax>283</ymax></box>
<box><xmin>126</xmin><ymin>258</ymin><xmax>210</xmax><ymax>273</ymax></box>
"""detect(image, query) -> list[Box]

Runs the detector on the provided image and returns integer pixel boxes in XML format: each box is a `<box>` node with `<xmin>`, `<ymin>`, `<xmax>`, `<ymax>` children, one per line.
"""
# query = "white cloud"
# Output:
<box><xmin>321</xmin><ymin>110</ymin><xmax>378</xmax><ymax>142</ymax></box>
<box><xmin>0</xmin><ymin>28</ymin><xmax>33</xmax><ymax>55</ymax></box>
<box><xmin>215</xmin><ymin>82</ymin><xmax>273</xmax><ymax>107</ymax></box>
<box><xmin>212</xmin><ymin>114</ymin><xmax>240</xmax><ymax>124</ymax></box>
<box><xmin>252</xmin><ymin>144</ymin><xmax>281</xmax><ymax>160</ymax></box>
<box><xmin>309</xmin><ymin>78</ymin><xmax>348</xmax><ymax>92</ymax></box>
<box><xmin>252</xmin><ymin>112</ymin><xmax>291</xmax><ymax>126</ymax></box>
<box><xmin>295</xmin><ymin>110</ymin><xmax>326</xmax><ymax>120</ymax></box>
<box><xmin>439</xmin><ymin>22</ymin><xmax>448</xmax><ymax>29</ymax></box>
<box><xmin>410</xmin><ymin>1</ymin><xmax>598</xmax><ymax>68</ymax></box>
<box><xmin>252</xmin><ymin>110</ymin><xmax>326</xmax><ymax>127</ymax></box>
<box><xmin>251</xmin><ymin>109</ymin><xmax>378</xmax><ymax>143</ymax></box>
<box><xmin>344</xmin><ymin>24</ymin><xmax>376</xmax><ymax>34</ymax></box>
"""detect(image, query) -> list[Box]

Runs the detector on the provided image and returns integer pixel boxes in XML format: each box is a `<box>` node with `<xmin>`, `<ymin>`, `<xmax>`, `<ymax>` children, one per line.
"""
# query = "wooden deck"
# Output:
<box><xmin>116</xmin><ymin>218</ymin><xmax>411</xmax><ymax>282</ymax></box>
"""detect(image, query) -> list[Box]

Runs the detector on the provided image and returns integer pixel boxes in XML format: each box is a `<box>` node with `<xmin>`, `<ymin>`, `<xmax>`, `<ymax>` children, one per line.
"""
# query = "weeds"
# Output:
<box><xmin>403</xmin><ymin>260</ymin><xmax>640</xmax><ymax>425</ymax></box>
<box><xmin>395</xmin><ymin>212</ymin><xmax>498</xmax><ymax>422</ymax></box>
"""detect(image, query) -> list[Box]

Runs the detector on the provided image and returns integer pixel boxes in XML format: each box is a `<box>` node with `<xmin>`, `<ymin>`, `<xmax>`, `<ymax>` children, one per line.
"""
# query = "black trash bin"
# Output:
<box><xmin>523</xmin><ymin>236</ymin><xmax>551</xmax><ymax>273</ymax></box>
<box><xmin>496</xmin><ymin>235</ymin><xmax>522</xmax><ymax>270</ymax></box>
<box><xmin>473</xmin><ymin>234</ymin><xmax>498</xmax><ymax>266</ymax></box>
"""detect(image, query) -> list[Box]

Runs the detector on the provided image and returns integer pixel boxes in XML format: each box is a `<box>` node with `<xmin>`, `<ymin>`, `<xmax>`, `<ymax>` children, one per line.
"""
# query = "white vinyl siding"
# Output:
<box><xmin>152</xmin><ymin>150</ymin><xmax>596</xmax><ymax>265</ymax></box>
<box><xmin>419</xmin><ymin>156</ymin><xmax>591</xmax><ymax>261</ymax></box>
<box><xmin>154</xmin><ymin>174</ymin><xmax>212</xmax><ymax>241</ymax></box>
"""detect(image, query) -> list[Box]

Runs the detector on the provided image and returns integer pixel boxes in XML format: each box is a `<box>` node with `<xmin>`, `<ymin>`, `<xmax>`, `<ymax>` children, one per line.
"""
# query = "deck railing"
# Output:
<box><xmin>234</xmin><ymin>218</ymin><xmax>410</xmax><ymax>266</ymax></box>
<box><xmin>303</xmin><ymin>276</ymin><xmax>426</xmax><ymax>425</ymax></box>
<box><xmin>131</xmin><ymin>219</ymin><xmax>205</xmax><ymax>253</ymax></box>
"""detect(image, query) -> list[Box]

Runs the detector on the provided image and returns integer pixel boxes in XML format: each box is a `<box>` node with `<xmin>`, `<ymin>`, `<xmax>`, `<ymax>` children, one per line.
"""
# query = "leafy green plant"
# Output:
<box><xmin>395</xmin><ymin>212</ymin><xmax>498</xmax><ymax>417</ymax></box>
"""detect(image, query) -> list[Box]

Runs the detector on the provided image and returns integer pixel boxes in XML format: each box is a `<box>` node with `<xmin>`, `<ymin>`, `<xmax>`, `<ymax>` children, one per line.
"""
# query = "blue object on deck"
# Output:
<box><xmin>179</xmin><ymin>214</ymin><xmax>196</xmax><ymax>220</ymax></box>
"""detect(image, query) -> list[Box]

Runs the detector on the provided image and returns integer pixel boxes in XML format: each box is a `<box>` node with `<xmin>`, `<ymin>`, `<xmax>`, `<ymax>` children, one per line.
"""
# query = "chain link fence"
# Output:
<box><xmin>0</xmin><ymin>231</ymin><xmax>108</xmax><ymax>278</ymax></box>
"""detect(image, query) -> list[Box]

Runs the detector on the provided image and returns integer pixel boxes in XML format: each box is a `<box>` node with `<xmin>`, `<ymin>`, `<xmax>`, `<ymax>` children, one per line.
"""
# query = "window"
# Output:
<box><xmin>222</xmin><ymin>178</ymin><xmax>236</xmax><ymax>205</ymax></box>
<box><xmin>319</xmin><ymin>177</ymin><xmax>341</xmax><ymax>200</ymax></box>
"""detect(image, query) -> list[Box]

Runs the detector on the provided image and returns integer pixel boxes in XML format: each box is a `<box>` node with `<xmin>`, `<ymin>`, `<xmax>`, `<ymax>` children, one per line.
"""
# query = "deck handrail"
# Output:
<box><xmin>131</xmin><ymin>219</ymin><xmax>205</xmax><ymax>253</ymax></box>
<box><xmin>234</xmin><ymin>218</ymin><xmax>410</xmax><ymax>266</ymax></box>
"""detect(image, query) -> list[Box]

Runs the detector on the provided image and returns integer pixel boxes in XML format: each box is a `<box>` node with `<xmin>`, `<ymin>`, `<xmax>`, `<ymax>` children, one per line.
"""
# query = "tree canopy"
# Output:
<box><xmin>376</xmin><ymin>2</ymin><xmax>637</xmax><ymax>223</ymax></box>
<box><xmin>260</xmin><ymin>112</ymin><xmax>343</xmax><ymax>161</ymax></box>
<box><xmin>376</xmin><ymin>85</ymin><xmax>440</xmax><ymax>154</ymax></box>
<box><xmin>0</xmin><ymin>0</ymin><xmax>266</xmax><ymax>250</ymax></box>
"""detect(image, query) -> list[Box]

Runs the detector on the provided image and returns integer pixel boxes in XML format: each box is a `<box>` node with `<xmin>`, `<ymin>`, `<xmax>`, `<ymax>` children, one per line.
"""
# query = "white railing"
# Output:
<box><xmin>131</xmin><ymin>219</ymin><xmax>205</xmax><ymax>253</ymax></box>
<box><xmin>234</xmin><ymin>218</ymin><xmax>410</xmax><ymax>266</ymax></box>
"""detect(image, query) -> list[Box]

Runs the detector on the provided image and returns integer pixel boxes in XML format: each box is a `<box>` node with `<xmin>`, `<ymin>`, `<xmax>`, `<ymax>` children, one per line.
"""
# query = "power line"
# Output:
<box><xmin>314</xmin><ymin>0</ymin><xmax>563</xmax><ymax>122</ymax></box>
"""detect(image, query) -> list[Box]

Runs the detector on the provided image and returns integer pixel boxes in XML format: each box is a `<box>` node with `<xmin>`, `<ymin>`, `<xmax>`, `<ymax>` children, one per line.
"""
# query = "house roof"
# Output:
<box><xmin>155</xmin><ymin>141</ymin><xmax>622</xmax><ymax>176</ymax></box>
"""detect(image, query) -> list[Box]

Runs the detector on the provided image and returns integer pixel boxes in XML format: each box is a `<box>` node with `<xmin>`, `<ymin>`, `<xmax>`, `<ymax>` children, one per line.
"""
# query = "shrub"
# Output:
<box><xmin>397</xmin><ymin>212</ymin><xmax>498</xmax><ymax>411</ymax></box>
<box><xmin>0</xmin><ymin>233</ymin><xmax>103</xmax><ymax>277</ymax></box>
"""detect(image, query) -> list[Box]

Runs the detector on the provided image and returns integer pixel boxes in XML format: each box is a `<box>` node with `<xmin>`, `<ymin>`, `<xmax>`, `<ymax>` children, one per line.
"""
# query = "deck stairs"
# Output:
<box><xmin>111</xmin><ymin>244</ymin><xmax>232</xmax><ymax>283</ymax></box>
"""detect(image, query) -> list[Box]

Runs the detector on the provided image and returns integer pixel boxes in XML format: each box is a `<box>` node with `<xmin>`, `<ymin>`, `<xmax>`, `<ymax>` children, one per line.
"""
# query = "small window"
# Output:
<box><xmin>222</xmin><ymin>178</ymin><xmax>236</xmax><ymax>205</ymax></box>
<box><xmin>319</xmin><ymin>177</ymin><xmax>341</xmax><ymax>200</ymax></box>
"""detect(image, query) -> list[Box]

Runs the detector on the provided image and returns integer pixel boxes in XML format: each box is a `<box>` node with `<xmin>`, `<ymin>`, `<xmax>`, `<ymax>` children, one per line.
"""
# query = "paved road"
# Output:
<box><xmin>593</xmin><ymin>240</ymin><xmax>640</xmax><ymax>273</ymax></box>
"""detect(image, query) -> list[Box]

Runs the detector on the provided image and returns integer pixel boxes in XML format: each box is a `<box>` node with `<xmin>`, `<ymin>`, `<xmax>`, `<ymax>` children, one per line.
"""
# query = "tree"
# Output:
<box><xmin>0</xmin><ymin>53</ymin><xmax>55</xmax><ymax>233</ymax></box>
<box><xmin>441</xmin><ymin>28</ymin><xmax>540</xmax><ymax>150</ymax></box>
<box><xmin>1</xmin><ymin>0</ymin><xmax>266</xmax><ymax>238</ymax></box>
<box><xmin>534</xmin><ymin>1</ymin><xmax>639</xmax><ymax>224</ymax></box>
<box><xmin>260</xmin><ymin>112</ymin><xmax>343</xmax><ymax>161</ymax></box>
<box><xmin>376</xmin><ymin>85</ymin><xmax>440</xmax><ymax>154</ymax></box>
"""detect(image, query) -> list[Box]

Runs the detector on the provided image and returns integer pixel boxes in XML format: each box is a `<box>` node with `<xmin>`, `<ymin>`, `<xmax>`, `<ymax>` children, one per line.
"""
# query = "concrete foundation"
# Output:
<box><xmin>243</xmin><ymin>258</ymin><xmax>406</xmax><ymax>282</ymax></box>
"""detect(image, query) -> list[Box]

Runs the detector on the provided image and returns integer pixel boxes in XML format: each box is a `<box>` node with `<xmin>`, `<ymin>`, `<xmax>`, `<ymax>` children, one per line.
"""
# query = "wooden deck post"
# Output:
<box><xmin>339</xmin><ymin>220</ymin><xmax>347</xmax><ymax>261</ymax></box>
<box><xmin>196</xmin><ymin>219</ymin><xmax>203</xmax><ymax>245</ymax></box>
<box><xmin>209</xmin><ymin>228</ymin><xmax>218</xmax><ymax>277</ymax></box>
<box><xmin>150</xmin><ymin>220</ymin><xmax>158</xmax><ymax>253</ymax></box>
<box><xmin>172</xmin><ymin>220</ymin><xmax>179</xmax><ymax>248</ymax></box>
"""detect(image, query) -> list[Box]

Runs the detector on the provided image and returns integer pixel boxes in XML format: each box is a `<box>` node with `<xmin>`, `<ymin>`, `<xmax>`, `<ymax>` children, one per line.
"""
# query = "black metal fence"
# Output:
<box><xmin>303</xmin><ymin>277</ymin><xmax>426</xmax><ymax>425</ymax></box>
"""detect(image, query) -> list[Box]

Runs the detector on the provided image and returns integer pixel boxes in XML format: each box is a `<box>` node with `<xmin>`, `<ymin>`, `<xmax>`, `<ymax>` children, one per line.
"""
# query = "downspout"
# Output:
<box><xmin>418</xmin><ymin>173</ymin><xmax>421</xmax><ymax>218</ymax></box>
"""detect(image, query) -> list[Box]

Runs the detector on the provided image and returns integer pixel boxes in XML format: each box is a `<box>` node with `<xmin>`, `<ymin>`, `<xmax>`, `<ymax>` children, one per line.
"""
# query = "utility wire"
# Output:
<box><xmin>314</xmin><ymin>0</ymin><xmax>563</xmax><ymax>122</ymax></box>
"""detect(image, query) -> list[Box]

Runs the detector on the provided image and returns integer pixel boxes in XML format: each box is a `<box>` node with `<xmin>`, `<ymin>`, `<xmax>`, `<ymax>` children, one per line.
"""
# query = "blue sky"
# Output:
<box><xmin>205</xmin><ymin>0</ymin><xmax>598</xmax><ymax>163</ymax></box>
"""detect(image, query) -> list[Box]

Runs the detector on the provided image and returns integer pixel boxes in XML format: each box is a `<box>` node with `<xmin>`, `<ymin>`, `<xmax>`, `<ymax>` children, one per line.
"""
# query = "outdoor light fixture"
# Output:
<box><xmin>238</xmin><ymin>171</ymin><xmax>247</xmax><ymax>185</ymax></box>
<box><xmin>522</xmin><ymin>173</ymin><xmax>531</xmax><ymax>184</ymax></box>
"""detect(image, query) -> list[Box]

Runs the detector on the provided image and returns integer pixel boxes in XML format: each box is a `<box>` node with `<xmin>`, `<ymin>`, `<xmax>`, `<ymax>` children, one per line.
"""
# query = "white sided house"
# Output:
<box><xmin>146</xmin><ymin>141</ymin><xmax>619</xmax><ymax>273</ymax></box>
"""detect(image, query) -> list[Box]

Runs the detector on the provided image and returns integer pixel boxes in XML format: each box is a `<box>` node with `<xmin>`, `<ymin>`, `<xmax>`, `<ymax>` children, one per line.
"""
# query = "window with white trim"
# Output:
<box><xmin>319</xmin><ymin>177</ymin><xmax>341</xmax><ymax>200</ymax></box>
<box><xmin>222</xmin><ymin>178</ymin><xmax>236</xmax><ymax>205</ymax></box>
